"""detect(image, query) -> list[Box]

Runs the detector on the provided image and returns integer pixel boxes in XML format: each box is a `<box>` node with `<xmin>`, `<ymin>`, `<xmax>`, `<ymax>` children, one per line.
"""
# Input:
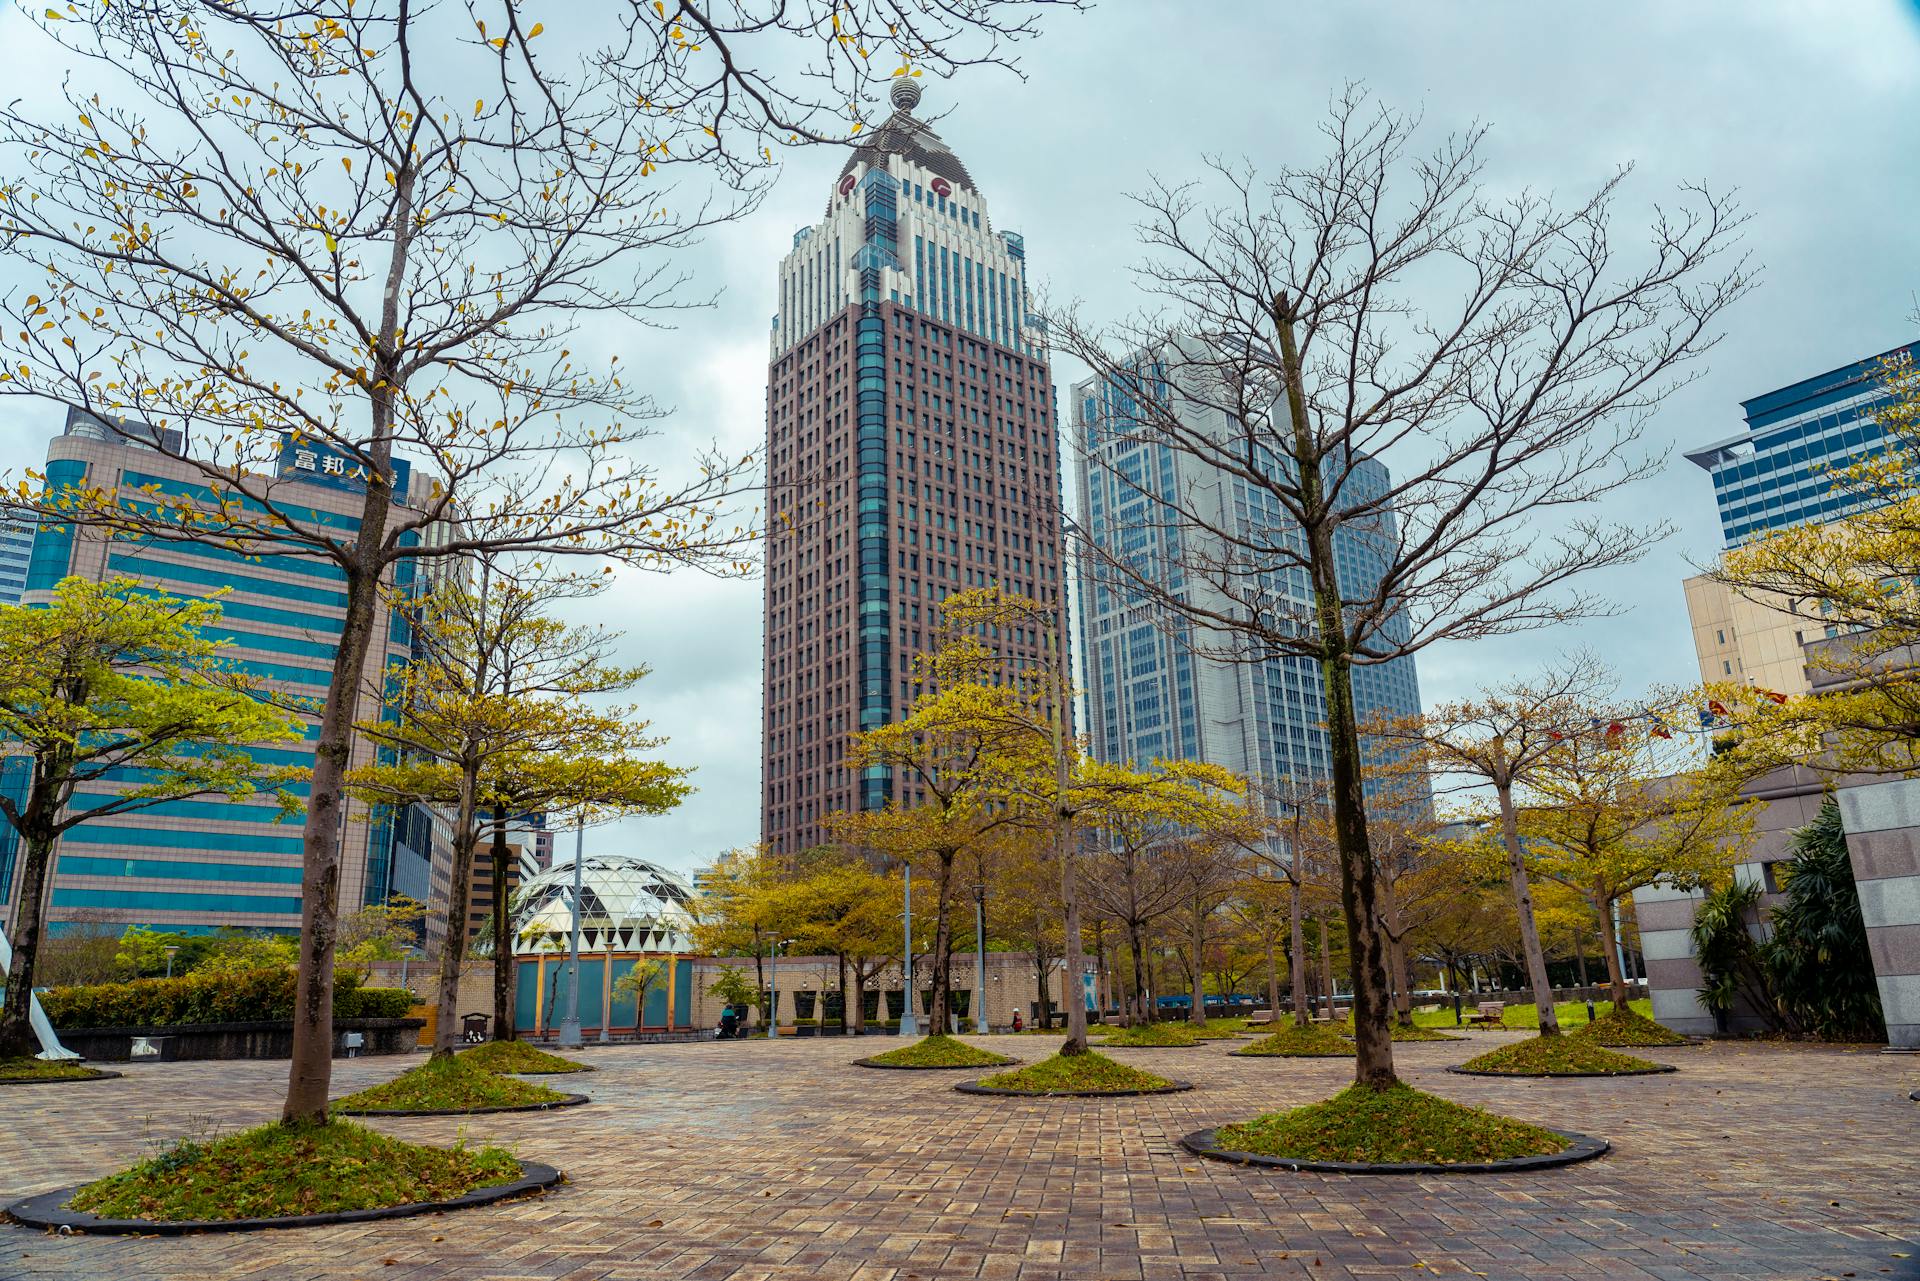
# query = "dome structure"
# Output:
<box><xmin>510</xmin><ymin>853</ymin><xmax>697</xmax><ymax>956</ymax></box>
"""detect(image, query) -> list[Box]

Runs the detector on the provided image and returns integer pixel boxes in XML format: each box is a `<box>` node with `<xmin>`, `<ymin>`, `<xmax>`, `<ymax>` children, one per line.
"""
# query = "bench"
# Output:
<box><xmin>1466</xmin><ymin>1001</ymin><xmax>1506</xmax><ymax>1026</ymax></box>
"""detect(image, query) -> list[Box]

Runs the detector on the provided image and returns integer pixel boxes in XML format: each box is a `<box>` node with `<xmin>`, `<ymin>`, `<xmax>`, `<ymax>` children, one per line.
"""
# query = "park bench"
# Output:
<box><xmin>1466</xmin><ymin>1001</ymin><xmax>1505</xmax><ymax>1026</ymax></box>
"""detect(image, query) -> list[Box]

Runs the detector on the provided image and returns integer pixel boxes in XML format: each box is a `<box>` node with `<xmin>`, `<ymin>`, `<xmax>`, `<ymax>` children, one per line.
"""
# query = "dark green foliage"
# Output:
<box><xmin>39</xmin><ymin>969</ymin><xmax>413</xmax><ymax>1028</ymax></box>
<box><xmin>860</xmin><ymin>1034</ymin><xmax>1013</xmax><ymax>1067</ymax></box>
<box><xmin>67</xmin><ymin>1120</ymin><xmax>519</xmax><ymax>1222</ymax></box>
<box><xmin>975</xmin><ymin>1051</ymin><xmax>1172</xmax><ymax>1093</ymax></box>
<box><xmin>1689</xmin><ymin>878</ymin><xmax>1777</xmax><ymax>1030</ymax></box>
<box><xmin>1459</xmin><ymin>1035</ymin><xmax>1664</xmax><ymax>1075</ymax></box>
<box><xmin>1764</xmin><ymin>797</ymin><xmax>1884</xmax><ymax>1041</ymax></box>
<box><xmin>332</xmin><ymin>1053</ymin><xmax>565</xmax><ymax>1112</ymax></box>
<box><xmin>1211</xmin><ymin>1084</ymin><xmax>1567</xmax><ymax>1164</ymax></box>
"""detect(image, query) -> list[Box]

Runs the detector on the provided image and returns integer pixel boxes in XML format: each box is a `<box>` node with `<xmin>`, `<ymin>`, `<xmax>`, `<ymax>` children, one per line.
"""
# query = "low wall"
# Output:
<box><xmin>57</xmin><ymin>1017</ymin><xmax>425</xmax><ymax>1062</ymax></box>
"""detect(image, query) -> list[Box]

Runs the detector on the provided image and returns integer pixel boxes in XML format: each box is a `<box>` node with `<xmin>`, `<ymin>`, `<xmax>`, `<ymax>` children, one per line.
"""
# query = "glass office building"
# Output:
<box><xmin>0</xmin><ymin>417</ymin><xmax>445</xmax><ymax>938</ymax></box>
<box><xmin>1072</xmin><ymin>356</ymin><xmax>1425</xmax><ymax>795</ymax></box>
<box><xmin>0</xmin><ymin>517</ymin><xmax>33</xmax><ymax>606</ymax></box>
<box><xmin>1686</xmin><ymin>340</ymin><xmax>1920</xmax><ymax>547</ymax></box>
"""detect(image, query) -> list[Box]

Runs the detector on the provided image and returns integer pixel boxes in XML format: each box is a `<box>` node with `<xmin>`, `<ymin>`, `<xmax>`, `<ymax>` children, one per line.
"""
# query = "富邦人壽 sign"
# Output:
<box><xmin>276</xmin><ymin>435</ymin><xmax>412</xmax><ymax>498</ymax></box>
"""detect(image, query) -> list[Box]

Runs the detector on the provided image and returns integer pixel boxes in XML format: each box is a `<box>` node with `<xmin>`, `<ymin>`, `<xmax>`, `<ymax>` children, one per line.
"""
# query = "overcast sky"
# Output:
<box><xmin>3</xmin><ymin>2</ymin><xmax>1918</xmax><ymax>877</ymax></box>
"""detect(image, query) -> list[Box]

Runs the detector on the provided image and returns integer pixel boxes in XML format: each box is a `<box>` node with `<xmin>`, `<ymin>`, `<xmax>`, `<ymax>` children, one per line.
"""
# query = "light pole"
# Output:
<box><xmin>767</xmin><ymin>937</ymin><xmax>791</xmax><ymax>1040</ymax></box>
<box><xmin>557</xmin><ymin>814</ymin><xmax>586</xmax><ymax>1048</ymax></box>
<box><xmin>898</xmin><ymin>863</ymin><xmax>918</xmax><ymax>1037</ymax></box>
<box><xmin>972</xmin><ymin>876</ymin><xmax>988</xmax><ymax>1035</ymax></box>
<box><xmin>163</xmin><ymin>945</ymin><xmax>179</xmax><ymax>979</ymax></box>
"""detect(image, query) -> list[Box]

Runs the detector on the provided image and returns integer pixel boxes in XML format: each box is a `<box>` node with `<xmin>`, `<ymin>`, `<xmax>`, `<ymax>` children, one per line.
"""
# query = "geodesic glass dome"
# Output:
<box><xmin>510</xmin><ymin>853</ymin><xmax>697</xmax><ymax>956</ymax></box>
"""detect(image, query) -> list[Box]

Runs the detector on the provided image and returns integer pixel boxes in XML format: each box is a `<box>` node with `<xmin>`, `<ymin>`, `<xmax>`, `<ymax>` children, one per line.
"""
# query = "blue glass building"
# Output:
<box><xmin>1072</xmin><ymin>358</ymin><xmax>1424</xmax><ymax>795</ymax></box>
<box><xmin>0</xmin><ymin>417</ymin><xmax>445</xmax><ymax>938</ymax></box>
<box><xmin>1686</xmin><ymin>340</ymin><xmax>1920</xmax><ymax>547</ymax></box>
<box><xmin>0</xmin><ymin>517</ymin><xmax>33</xmax><ymax>606</ymax></box>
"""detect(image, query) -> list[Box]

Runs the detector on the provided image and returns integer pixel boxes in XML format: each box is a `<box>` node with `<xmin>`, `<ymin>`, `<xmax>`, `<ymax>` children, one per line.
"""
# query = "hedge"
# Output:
<box><xmin>40</xmin><ymin>968</ymin><xmax>415</xmax><ymax>1028</ymax></box>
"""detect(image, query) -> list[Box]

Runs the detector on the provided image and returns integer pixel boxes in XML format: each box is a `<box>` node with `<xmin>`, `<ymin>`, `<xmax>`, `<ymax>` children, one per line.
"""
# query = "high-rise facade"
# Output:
<box><xmin>761</xmin><ymin>79</ymin><xmax>1065</xmax><ymax>856</ymax></box>
<box><xmin>0</xmin><ymin>415</ymin><xmax>445</xmax><ymax>938</ymax></box>
<box><xmin>0</xmin><ymin>517</ymin><xmax>33</xmax><ymax>607</ymax></box>
<box><xmin>1685</xmin><ymin>340</ymin><xmax>1919</xmax><ymax>547</ymax></box>
<box><xmin>1072</xmin><ymin>358</ymin><xmax>1424</xmax><ymax>792</ymax></box>
<box><xmin>1681</xmin><ymin>339</ymin><xmax>1919</xmax><ymax>694</ymax></box>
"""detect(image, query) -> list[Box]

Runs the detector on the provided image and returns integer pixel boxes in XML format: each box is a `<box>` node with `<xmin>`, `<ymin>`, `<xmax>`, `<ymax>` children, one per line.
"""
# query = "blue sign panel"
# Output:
<box><xmin>275</xmin><ymin>435</ymin><xmax>411</xmax><ymax>499</ymax></box>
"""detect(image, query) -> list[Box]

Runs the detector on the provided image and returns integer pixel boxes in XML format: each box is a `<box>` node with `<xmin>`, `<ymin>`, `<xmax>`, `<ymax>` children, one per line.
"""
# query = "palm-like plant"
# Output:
<box><xmin>1764</xmin><ymin>799</ymin><xmax>1884</xmax><ymax>1041</ymax></box>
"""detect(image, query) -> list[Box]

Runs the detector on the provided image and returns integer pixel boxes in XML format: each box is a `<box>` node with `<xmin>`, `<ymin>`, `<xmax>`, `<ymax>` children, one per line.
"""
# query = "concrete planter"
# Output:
<box><xmin>53</xmin><ymin>1018</ymin><xmax>425</xmax><ymax>1062</ymax></box>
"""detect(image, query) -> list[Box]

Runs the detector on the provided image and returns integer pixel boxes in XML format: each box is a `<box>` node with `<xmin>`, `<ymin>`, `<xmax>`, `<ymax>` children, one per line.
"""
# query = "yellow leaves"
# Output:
<box><xmin>43</xmin><ymin>8</ymin><xmax>62</xmax><ymax>19</ymax></box>
<box><xmin>474</xmin><ymin>99</ymin><xmax>484</xmax><ymax>115</ymax></box>
<box><xmin>341</xmin><ymin>157</ymin><xmax>351</xmax><ymax>174</ymax></box>
<box><xmin>322</xmin><ymin>230</ymin><xmax>337</xmax><ymax>252</ymax></box>
<box><xmin>527</xmin><ymin>22</ymin><xmax>543</xmax><ymax>38</ymax></box>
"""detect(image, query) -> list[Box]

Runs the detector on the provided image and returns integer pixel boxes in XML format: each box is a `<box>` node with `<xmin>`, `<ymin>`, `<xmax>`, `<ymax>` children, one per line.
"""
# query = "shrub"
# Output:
<box><xmin>40</xmin><ymin>968</ymin><xmax>411</xmax><ymax>1027</ymax></box>
<box><xmin>1764</xmin><ymin>797</ymin><xmax>1885</xmax><ymax>1041</ymax></box>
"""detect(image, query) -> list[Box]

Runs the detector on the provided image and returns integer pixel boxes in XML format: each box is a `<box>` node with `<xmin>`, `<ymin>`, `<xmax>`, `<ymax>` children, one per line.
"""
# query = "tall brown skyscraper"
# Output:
<box><xmin>761</xmin><ymin>79</ymin><xmax>1065</xmax><ymax>857</ymax></box>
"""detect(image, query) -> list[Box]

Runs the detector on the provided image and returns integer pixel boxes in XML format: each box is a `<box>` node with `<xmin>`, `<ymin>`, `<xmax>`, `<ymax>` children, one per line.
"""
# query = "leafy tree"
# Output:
<box><xmin>613</xmin><ymin>959</ymin><xmax>667</xmax><ymax>1017</ymax></box>
<box><xmin>0</xmin><ymin>578</ymin><xmax>305</xmax><ymax>1059</ymax></box>
<box><xmin>1518</xmin><ymin>717</ymin><xmax>1755</xmax><ymax>1011</ymax></box>
<box><xmin>335</xmin><ymin>897</ymin><xmax>426</xmax><ymax>979</ymax></box>
<box><xmin>707</xmin><ymin>966</ymin><xmax>759</xmax><ymax>1016</ymax></box>
<box><xmin>1054</xmin><ymin>90</ymin><xmax>1749</xmax><ymax>1090</ymax></box>
<box><xmin>1765</xmin><ymin>798</ymin><xmax>1883</xmax><ymax>1040</ymax></box>
<box><xmin>0</xmin><ymin>0</ymin><xmax>1061</xmax><ymax>1122</ymax></box>
<box><xmin>1689</xmin><ymin>878</ymin><xmax>1777</xmax><ymax>1034</ymax></box>
<box><xmin>349</xmin><ymin>566</ymin><xmax>690</xmax><ymax>1056</ymax></box>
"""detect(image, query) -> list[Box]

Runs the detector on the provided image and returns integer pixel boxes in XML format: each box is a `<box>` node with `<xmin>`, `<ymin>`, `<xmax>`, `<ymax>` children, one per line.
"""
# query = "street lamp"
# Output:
<box><xmin>767</xmin><ymin>937</ymin><xmax>793</xmax><ymax>1040</ymax></box>
<box><xmin>972</xmin><ymin>876</ymin><xmax>988</xmax><ymax>1035</ymax></box>
<box><xmin>557</xmin><ymin>813</ymin><xmax>586</xmax><ymax>1049</ymax></box>
<box><xmin>898</xmin><ymin>864</ymin><xmax>918</xmax><ymax>1037</ymax></box>
<box><xmin>163</xmin><ymin>945</ymin><xmax>179</xmax><ymax>980</ymax></box>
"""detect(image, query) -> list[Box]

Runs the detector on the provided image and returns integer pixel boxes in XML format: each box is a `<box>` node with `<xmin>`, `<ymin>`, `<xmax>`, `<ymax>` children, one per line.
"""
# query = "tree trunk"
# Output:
<box><xmin>431</xmin><ymin>766</ymin><xmax>483</xmax><ymax>1056</ymax></box>
<box><xmin>1318</xmin><ymin>914</ymin><xmax>1335</xmax><ymax>1016</ymax></box>
<box><xmin>284</xmin><ymin>559</ymin><xmax>386</xmax><ymax>1122</ymax></box>
<box><xmin>1058</xmin><ymin>820</ymin><xmax>1089</xmax><ymax>1054</ymax></box>
<box><xmin>1377</xmin><ymin>872</ymin><xmax>1414</xmax><ymax>1027</ymax></box>
<box><xmin>837</xmin><ymin>952</ymin><xmax>850</xmax><ymax>1033</ymax></box>
<box><xmin>1188</xmin><ymin>891</ymin><xmax>1207</xmax><ymax>1026</ymax></box>
<box><xmin>927</xmin><ymin>849</ymin><xmax>956</xmax><ymax>1036</ymax></box>
<box><xmin>1574</xmin><ymin>934</ymin><xmax>1591</xmax><ymax>991</ymax></box>
<box><xmin>0</xmin><ymin>823</ymin><xmax>58</xmax><ymax>1060</ymax></box>
<box><xmin>489</xmin><ymin>803</ymin><xmax>515</xmax><ymax>1041</ymax></box>
<box><xmin>1595</xmin><ymin>890</ymin><xmax>1630</xmax><ymax>1012</ymax></box>
<box><xmin>1492</xmin><ymin>769</ymin><xmax>1562</xmax><ymax>1036</ymax></box>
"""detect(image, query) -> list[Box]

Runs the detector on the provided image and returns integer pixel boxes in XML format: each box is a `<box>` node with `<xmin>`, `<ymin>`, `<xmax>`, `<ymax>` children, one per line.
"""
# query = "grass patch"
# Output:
<box><xmin>67</xmin><ymin>1119</ymin><xmax>519</xmax><ymax>1222</ymax></box>
<box><xmin>1097</xmin><ymin>1021</ymin><xmax>1204</xmax><ymax>1047</ymax></box>
<box><xmin>1211</xmin><ymin>1083</ymin><xmax>1568</xmax><ymax>1165</ymax></box>
<box><xmin>860</xmin><ymin>1034</ymin><xmax>1013</xmax><ymax>1068</ymax></box>
<box><xmin>332</xmin><ymin>1052</ymin><xmax>567</xmax><ymax>1112</ymax></box>
<box><xmin>0</xmin><ymin>1056</ymin><xmax>107</xmax><ymax>1082</ymax></box>
<box><xmin>1235</xmin><ymin>1022</ymin><xmax>1357</xmax><ymax>1057</ymax></box>
<box><xmin>458</xmin><ymin>1040</ymin><xmax>592</xmax><ymax>1075</ymax></box>
<box><xmin>975</xmin><ymin>1050</ymin><xmax>1173</xmax><ymax>1094</ymax></box>
<box><xmin>1574</xmin><ymin>1006</ymin><xmax>1690</xmax><ymax>1047</ymax></box>
<box><xmin>1459</xmin><ymin>1034</ymin><xmax>1665</xmax><ymax>1076</ymax></box>
<box><xmin>1408</xmin><ymin>997</ymin><xmax>1655</xmax><ymax>1030</ymax></box>
<box><xmin>1336</xmin><ymin>1017</ymin><xmax>1465</xmax><ymax>1043</ymax></box>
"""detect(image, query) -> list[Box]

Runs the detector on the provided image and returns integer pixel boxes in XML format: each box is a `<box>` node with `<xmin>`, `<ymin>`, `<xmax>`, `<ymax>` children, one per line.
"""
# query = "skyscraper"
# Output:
<box><xmin>761</xmin><ymin>79</ymin><xmax>1065</xmax><ymax>856</ymax></box>
<box><xmin>0</xmin><ymin>517</ymin><xmax>33</xmax><ymax>607</ymax></box>
<box><xmin>1683</xmin><ymin>339</ymin><xmax>1920</xmax><ymax>693</ymax></box>
<box><xmin>0</xmin><ymin>414</ymin><xmax>445</xmax><ymax>939</ymax></box>
<box><xmin>1072</xmin><ymin>356</ymin><xmax>1425</xmax><ymax>793</ymax></box>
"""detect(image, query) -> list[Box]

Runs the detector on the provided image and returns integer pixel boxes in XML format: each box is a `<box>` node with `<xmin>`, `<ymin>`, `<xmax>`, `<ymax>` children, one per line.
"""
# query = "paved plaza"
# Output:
<box><xmin>0</xmin><ymin>1033</ymin><xmax>1914</xmax><ymax>1281</ymax></box>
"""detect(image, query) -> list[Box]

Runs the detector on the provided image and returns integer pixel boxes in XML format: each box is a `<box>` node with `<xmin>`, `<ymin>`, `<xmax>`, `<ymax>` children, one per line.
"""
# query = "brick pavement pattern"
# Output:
<box><xmin>1</xmin><ymin>1033</ymin><xmax>1915</xmax><ymax>1280</ymax></box>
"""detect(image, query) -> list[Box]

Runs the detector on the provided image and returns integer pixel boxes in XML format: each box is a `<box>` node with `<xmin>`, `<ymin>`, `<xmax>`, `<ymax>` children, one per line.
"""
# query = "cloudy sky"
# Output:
<box><xmin>3</xmin><ymin>2</ymin><xmax>1918</xmax><ymax>876</ymax></box>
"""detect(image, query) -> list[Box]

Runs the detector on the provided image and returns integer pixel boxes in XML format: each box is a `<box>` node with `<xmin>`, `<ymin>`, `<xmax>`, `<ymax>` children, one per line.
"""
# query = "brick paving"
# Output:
<box><xmin>0</xmin><ymin>1032</ymin><xmax>1915</xmax><ymax>1280</ymax></box>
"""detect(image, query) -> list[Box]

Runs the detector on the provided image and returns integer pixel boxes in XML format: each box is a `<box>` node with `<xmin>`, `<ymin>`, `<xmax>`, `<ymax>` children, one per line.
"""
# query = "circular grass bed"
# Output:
<box><xmin>1573</xmin><ymin>1007</ymin><xmax>1692</xmax><ymax>1047</ymax></box>
<box><xmin>855</xmin><ymin>1034</ymin><xmax>1016</xmax><ymax>1070</ymax></box>
<box><xmin>1097</xmin><ymin>1023</ymin><xmax>1206</xmax><ymax>1048</ymax></box>
<box><xmin>332</xmin><ymin>1051</ymin><xmax>576</xmax><ymax>1115</ymax></box>
<box><xmin>458</xmin><ymin>1039</ymin><xmax>594</xmax><ymax>1075</ymax></box>
<box><xmin>965</xmin><ymin>1049</ymin><xmax>1187</xmax><ymax>1096</ymax></box>
<box><xmin>1454</xmin><ymin>1034</ymin><xmax>1675</xmax><ymax>1077</ymax></box>
<box><xmin>1232</xmin><ymin>1023</ymin><xmax>1357</xmax><ymax>1058</ymax></box>
<box><xmin>1337</xmin><ymin>1019</ymin><xmax>1466</xmax><ymax>1043</ymax></box>
<box><xmin>8</xmin><ymin>1118</ymin><xmax>546</xmax><ymax>1230</ymax></box>
<box><xmin>1183</xmin><ymin>1083</ymin><xmax>1607</xmax><ymax>1173</ymax></box>
<box><xmin>0</xmin><ymin>1056</ymin><xmax>119</xmax><ymax>1084</ymax></box>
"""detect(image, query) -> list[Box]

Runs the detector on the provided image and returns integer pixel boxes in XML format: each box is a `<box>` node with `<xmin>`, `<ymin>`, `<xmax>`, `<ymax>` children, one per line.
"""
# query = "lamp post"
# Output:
<box><xmin>767</xmin><ymin>937</ymin><xmax>792</xmax><ymax>1040</ymax></box>
<box><xmin>898</xmin><ymin>863</ymin><xmax>918</xmax><ymax>1037</ymax></box>
<box><xmin>557</xmin><ymin>815</ymin><xmax>586</xmax><ymax>1048</ymax></box>
<box><xmin>972</xmin><ymin>876</ymin><xmax>988</xmax><ymax>1035</ymax></box>
<box><xmin>163</xmin><ymin>945</ymin><xmax>179</xmax><ymax>980</ymax></box>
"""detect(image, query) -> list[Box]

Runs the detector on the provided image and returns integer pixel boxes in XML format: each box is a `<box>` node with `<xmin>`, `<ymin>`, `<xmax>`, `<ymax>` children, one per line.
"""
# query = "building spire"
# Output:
<box><xmin>889</xmin><ymin>76</ymin><xmax>923</xmax><ymax>114</ymax></box>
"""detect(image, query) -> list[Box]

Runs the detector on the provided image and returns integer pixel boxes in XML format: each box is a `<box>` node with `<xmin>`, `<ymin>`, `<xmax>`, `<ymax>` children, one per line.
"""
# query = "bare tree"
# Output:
<box><xmin>1052</xmin><ymin>88</ymin><xmax>1751</xmax><ymax>1088</ymax></box>
<box><xmin>1080</xmin><ymin>822</ymin><xmax>1197</xmax><ymax>1025</ymax></box>
<box><xmin>0</xmin><ymin>1</ymin><xmax>1066</xmax><ymax>1121</ymax></box>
